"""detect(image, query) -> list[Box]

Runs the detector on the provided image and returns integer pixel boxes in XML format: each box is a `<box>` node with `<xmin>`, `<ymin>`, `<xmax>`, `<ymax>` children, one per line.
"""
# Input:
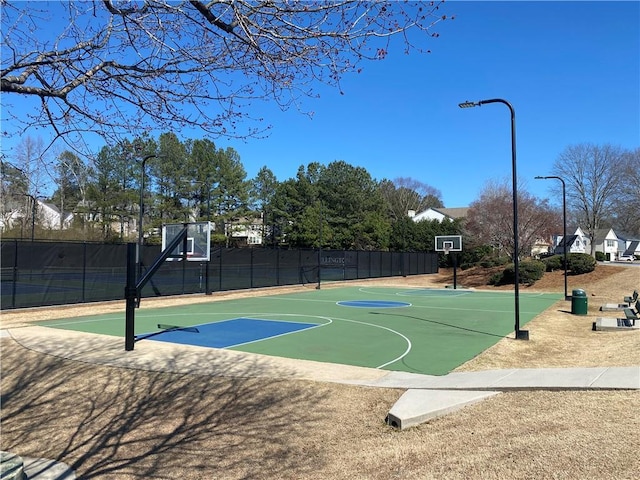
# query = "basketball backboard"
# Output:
<box><xmin>435</xmin><ymin>235</ymin><xmax>463</xmax><ymax>253</ymax></box>
<box><xmin>162</xmin><ymin>222</ymin><xmax>212</xmax><ymax>261</ymax></box>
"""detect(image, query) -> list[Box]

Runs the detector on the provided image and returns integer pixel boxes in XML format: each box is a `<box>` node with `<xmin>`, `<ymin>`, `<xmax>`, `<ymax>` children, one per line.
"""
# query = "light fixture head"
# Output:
<box><xmin>458</xmin><ymin>101</ymin><xmax>479</xmax><ymax>109</ymax></box>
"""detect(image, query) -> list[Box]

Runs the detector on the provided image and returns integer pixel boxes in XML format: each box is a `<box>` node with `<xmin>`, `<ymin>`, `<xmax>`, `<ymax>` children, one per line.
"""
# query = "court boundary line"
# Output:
<box><xmin>220</xmin><ymin>315</ymin><xmax>333</xmax><ymax>349</ymax></box>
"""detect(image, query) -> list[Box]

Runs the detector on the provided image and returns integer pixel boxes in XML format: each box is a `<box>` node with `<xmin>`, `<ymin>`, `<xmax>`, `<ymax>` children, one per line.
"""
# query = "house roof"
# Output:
<box><xmin>414</xmin><ymin>207</ymin><xmax>469</xmax><ymax>221</ymax></box>
<box><xmin>557</xmin><ymin>234</ymin><xmax>578</xmax><ymax>248</ymax></box>
<box><xmin>592</xmin><ymin>228</ymin><xmax>617</xmax><ymax>242</ymax></box>
<box><xmin>436</xmin><ymin>207</ymin><xmax>469</xmax><ymax>219</ymax></box>
<box><xmin>615</xmin><ymin>232</ymin><xmax>640</xmax><ymax>242</ymax></box>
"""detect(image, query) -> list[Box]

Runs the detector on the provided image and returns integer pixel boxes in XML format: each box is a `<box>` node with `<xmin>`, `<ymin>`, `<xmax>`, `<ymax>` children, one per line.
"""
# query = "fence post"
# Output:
<box><xmin>82</xmin><ymin>242</ymin><xmax>87</xmax><ymax>302</ymax></box>
<box><xmin>11</xmin><ymin>239</ymin><xmax>18</xmax><ymax>309</ymax></box>
<box><xmin>250</xmin><ymin>247</ymin><xmax>254</xmax><ymax>289</ymax></box>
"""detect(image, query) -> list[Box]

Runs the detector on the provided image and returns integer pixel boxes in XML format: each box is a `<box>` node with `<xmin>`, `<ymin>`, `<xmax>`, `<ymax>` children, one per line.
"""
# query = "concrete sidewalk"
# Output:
<box><xmin>355</xmin><ymin>366</ymin><xmax>640</xmax><ymax>429</ymax></box>
<box><xmin>353</xmin><ymin>365</ymin><xmax>640</xmax><ymax>390</ymax></box>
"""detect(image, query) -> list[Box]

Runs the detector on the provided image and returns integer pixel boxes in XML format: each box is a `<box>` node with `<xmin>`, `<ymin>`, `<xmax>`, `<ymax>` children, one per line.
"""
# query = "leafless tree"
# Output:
<box><xmin>614</xmin><ymin>148</ymin><xmax>640</xmax><ymax>236</ymax></box>
<box><xmin>379</xmin><ymin>177</ymin><xmax>443</xmax><ymax>221</ymax></box>
<box><xmin>465</xmin><ymin>179</ymin><xmax>560</xmax><ymax>260</ymax></box>
<box><xmin>12</xmin><ymin>136</ymin><xmax>52</xmax><ymax>197</ymax></box>
<box><xmin>1</xmin><ymin>1</ymin><xmax>451</xmax><ymax>153</ymax></box>
<box><xmin>551</xmin><ymin>143</ymin><xmax>628</xmax><ymax>255</ymax></box>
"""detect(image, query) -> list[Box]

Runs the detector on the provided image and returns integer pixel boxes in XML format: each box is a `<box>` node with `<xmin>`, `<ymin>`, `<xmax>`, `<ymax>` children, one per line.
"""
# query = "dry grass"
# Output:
<box><xmin>1</xmin><ymin>264</ymin><xmax>639</xmax><ymax>479</ymax></box>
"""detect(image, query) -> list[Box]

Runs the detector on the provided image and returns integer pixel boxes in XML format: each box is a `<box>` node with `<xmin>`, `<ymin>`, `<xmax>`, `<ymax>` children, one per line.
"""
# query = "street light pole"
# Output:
<box><xmin>459</xmin><ymin>98</ymin><xmax>527</xmax><ymax>340</ymax></box>
<box><xmin>22</xmin><ymin>193</ymin><xmax>37</xmax><ymax>241</ymax></box>
<box><xmin>535</xmin><ymin>175</ymin><xmax>569</xmax><ymax>300</ymax></box>
<box><xmin>191</xmin><ymin>179</ymin><xmax>213</xmax><ymax>295</ymax></box>
<box><xmin>138</xmin><ymin>154</ymin><xmax>158</xmax><ymax>284</ymax></box>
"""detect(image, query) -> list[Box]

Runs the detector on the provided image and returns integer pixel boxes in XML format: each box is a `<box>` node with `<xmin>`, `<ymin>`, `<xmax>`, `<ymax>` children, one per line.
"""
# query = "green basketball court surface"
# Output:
<box><xmin>37</xmin><ymin>286</ymin><xmax>562</xmax><ymax>375</ymax></box>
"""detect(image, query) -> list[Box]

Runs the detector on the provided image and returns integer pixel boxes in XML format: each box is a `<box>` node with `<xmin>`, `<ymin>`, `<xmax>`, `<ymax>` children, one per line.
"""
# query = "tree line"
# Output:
<box><xmin>0</xmin><ymin>133</ymin><xmax>460</xmax><ymax>251</ymax></box>
<box><xmin>2</xmin><ymin>134</ymin><xmax>637</xmax><ymax>260</ymax></box>
<box><xmin>3</xmin><ymin>2</ymin><xmax>637</xmax><ymax>260</ymax></box>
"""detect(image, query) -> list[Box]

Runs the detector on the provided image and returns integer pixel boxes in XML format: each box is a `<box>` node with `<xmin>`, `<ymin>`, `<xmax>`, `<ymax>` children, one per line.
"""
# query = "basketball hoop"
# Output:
<box><xmin>434</xmin><ymin>235</ymin><xmax>462</xmax><ymax>291</ymax></box>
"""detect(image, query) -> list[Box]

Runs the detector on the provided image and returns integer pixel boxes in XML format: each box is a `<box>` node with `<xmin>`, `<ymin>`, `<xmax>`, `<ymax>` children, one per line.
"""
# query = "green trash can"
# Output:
<box><xmin>571</xmin><ymin>289</ymin><xmax>588</xmax><ymax>315</ymax></box>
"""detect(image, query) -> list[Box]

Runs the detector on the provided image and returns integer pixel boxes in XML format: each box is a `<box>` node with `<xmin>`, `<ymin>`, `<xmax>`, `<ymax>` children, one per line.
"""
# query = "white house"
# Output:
<box><xmin>0</xmin><ymin>198</ymin><xmax>73</xmax><ymax>232</ymax></box>
<box><xmin>36</xmin><ymin>200</ymin><xmax>74</xmax><ymax>229</ymax></box>
<box><xmin>615</xmin><ymin>233</ymin><xmax>640</xmax><ymax>259</ymax></box>
<box><xmin>411</xmin><ymin>207</ymin><xmax>468</xmax><ymax>223</ymax></box>
<box><xmin>226</xmin><ymin>217</ymin><xmax>267</xmax><ymax>246</ymax></box>
<box><xmin>531</xmin><ymin>238</ymin><xmax>552</xmax><ymax>257</ymax></box>
<box><xmin>592</xmin><ymin>228</ymin><xmax>619</xmax><ymax>260</ymax></box>
<box><xmin>552</xmin><ymin>227</ymin><xmax>588</xmax><ymax>254</ymax></box>
<box><xmin>0</xmin><ymin>209</ymin><xmax>23</xmax><ymax>232</ymax></box>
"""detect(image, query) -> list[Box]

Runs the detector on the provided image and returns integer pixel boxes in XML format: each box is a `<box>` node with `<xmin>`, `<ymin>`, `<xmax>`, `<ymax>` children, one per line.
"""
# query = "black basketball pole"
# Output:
<box><xmin>125</xmin><ymin>227</ymin><xmax>188</xmax><ymax>351</ymax></box>
<box><xmin>125</xmin><ymin>242</ymin><xmax>137</xmax><ymax>351</ymax></box>
<box><xmin>452</xmin><ymin>252</ymin><xmax>457</xmax><ymax>290</ymax></box>
<box><xmin>317</xmin><ymin>201</ymin><xmax>322</xmax><ymax>290</ymax></box>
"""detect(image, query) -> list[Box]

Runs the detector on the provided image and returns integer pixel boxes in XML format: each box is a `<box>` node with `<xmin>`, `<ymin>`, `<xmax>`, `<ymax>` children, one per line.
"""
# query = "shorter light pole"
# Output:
<box><xmin>138</xmin><ymin>154</ymin><xmax>160</xmax><ymax>284</ymax></box>
<box><xmin>535</xmin><ymin>175</ymin><xmax>569</xmax><ymax>300</ymax></box>
<box><xmin>22</xmin><ymin>193</ymin><xmax>38</xmax><ymax>241</ymax></box>
<box><xmin>191</xmin><ymin>179</ymin><xmax>213</xmax><ymax>295</ymax></box>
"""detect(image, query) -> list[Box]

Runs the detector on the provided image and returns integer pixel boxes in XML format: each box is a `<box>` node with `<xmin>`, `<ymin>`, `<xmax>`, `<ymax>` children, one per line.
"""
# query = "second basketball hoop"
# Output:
<box><xmin>435</xmin><ymin>235</ymin><xmax>462</xmax><ymax>289</ymax></box>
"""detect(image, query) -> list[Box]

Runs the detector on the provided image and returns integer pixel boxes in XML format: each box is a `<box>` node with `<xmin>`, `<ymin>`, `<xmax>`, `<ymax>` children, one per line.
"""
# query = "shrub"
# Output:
<box><xmin>493</xmin><ymin>260</ymin><xmax>546</xmax><ymax>286</ymax></box>
<box><xmin>516</xmin><ymin>260</ymin><xmax>546</xmax><ymax>285</ymax></box>
<box><xmin>479</xmin><ymin>256</ymin><xmax>511</xmax><ymax>268</ymax></box>
<box><xmin>543</xmin><ymin>255</ymin><xmax>563</xmax><ymax>272</ymax></box>
<box><xmin>595</xmin><ymin>251</ymin><xmax>606</xmax><ymax>262</ymax></box>
<box><xmin>488</xmin><ymin>271</ymin><xmax>504</xmax><ymax>285</ymax></box>
<box><xmin>568</xmin><ymin>253</ymin><xmax>596</xmax><ymax>274</ymax></box>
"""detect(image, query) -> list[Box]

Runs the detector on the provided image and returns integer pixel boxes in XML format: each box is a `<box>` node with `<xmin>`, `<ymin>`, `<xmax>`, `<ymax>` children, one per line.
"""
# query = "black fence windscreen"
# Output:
<box><xmin>1</xmin><ymin>240</ymin><xmax>438</xmax><ymax>310</ymax></box>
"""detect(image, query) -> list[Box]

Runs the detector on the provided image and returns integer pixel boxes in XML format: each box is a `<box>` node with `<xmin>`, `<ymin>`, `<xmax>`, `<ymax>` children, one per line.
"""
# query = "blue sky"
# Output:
<box><xmin>225</xmin><ymin>0</ymin><xmax>639</xmax><ymax>207</ymax></box>
<box><xmin>3</xmin><ymin>1</ymin><xmax>639</xmax><ymax>208</ymax></box>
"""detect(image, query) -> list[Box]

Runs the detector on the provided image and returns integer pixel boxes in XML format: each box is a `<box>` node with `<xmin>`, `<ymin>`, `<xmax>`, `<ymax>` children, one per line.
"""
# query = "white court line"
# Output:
<box><xmin>357</xmin><ymin>287</ymin><xmax>470</xmax><ymax>297</ymax></box>
<box><xmin>37</xmin><ymin>309</ymin><xmax>411</xmax><ymax>370</ymax></box>
<box><xmin>138</xmin><ymin>311</ymin><xmax>412</xmax><ymax>369</ymax></box>
<box><xmin>323</xmin><ymin>316</ymin><xmax>412</xmax><ymax>369</ymax></box>
<box><xmin>223</xmin><ymin>315</ymin><xmax>333</xmax><ymax>349</ymax></box>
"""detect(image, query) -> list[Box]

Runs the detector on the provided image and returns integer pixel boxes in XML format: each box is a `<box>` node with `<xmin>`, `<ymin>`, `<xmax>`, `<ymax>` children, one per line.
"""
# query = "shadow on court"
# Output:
<box><xmin>369</xmin><ymin>311</ymin><xmax>506</xmax><ymax>338</ymax></box>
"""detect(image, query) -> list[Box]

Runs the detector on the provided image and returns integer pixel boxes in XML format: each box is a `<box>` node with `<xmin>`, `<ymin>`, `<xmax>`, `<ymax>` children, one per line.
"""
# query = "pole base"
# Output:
<box><xmin>515</xmin><ymin>329</ymin><xmax>529</xmax><ymax>340</ymax></box>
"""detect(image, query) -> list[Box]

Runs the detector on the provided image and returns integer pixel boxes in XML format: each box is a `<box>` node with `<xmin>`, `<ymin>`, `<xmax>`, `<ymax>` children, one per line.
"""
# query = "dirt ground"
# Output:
<box><xmin>1</xmin><ymin>264</ymin><xmax>639</xmax><ymax>479</ymax></box>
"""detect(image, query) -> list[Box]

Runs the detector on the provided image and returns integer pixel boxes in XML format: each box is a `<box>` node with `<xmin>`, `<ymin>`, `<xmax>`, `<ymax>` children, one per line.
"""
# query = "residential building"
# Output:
<box><xmin>615</xmin><ymin>232</ymin><xmax>640</xmax><ymax>259</ymax></box>
<box><xmin>592</xmin><ymin>228</ymin><xmax>619</xmax><ymax>260</ymax></box>
<box><xmin>411</xmin><ymin>207</ymin><xmax>468</xmax><ymax>223</ymax></box>
<box><xmin>552</xmin><ymin>227</ymin><xmax>588</xmax><ymax>255</ymax></box>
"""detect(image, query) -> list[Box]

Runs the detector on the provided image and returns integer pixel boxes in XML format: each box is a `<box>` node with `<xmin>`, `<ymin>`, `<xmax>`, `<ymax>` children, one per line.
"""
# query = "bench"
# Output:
<box><xmin>621</xmin><ymin>307</ymin><xmax>639</xmax><ymax>326</ymax></box>
<box><xmin>623</xmin><ymin>290</ymin><xmax>638</xmax><ymax>305</ymax></box>
<box><xmin>600</xmin><ymin>299</ymin><xmax>640</xmax><ymax>312</ymax></box>
<box><xmin>593</xmin><ymin>304</ymin><xmax>640</xmax><ymax>331</ymax></box>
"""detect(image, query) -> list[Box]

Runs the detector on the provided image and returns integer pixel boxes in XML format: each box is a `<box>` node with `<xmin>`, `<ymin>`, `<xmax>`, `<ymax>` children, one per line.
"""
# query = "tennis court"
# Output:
<box><xmin>38</xmin><ymin>286</ymin><xmax>562</xmax><ymax>375</ymax></box>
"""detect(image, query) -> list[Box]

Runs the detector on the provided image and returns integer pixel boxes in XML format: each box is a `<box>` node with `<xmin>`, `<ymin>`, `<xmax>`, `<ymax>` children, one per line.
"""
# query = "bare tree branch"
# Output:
<box><xmin>552</xmin><ymin>143</ymin><xmax>627</xmax><ymax>254</ymax></box>
<box><xmin>2</xmin><ymin>1</ymin><xmax>450</xmax><ymax>152</ymax></box>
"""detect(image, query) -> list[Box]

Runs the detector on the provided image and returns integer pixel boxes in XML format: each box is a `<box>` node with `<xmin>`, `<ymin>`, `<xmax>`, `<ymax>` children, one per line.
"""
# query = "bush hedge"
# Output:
<box><xmin>543</xmin><ymin>255</ymin><xmax>564</xmax><ymax>272</ymax></box>
<box><xmin>567</xmin><ymin>253</ymin><xmax>597</xmax><ymax>274</ymax></box>
<box><xmin>489</xmin><ymin>259</ymin><xmax>546</xmax><ymax>286</ymax></box>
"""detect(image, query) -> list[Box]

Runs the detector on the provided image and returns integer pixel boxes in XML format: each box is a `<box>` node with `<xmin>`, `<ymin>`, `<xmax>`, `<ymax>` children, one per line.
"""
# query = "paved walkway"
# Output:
<box><xmin>353</xmin><ymin>365</ymin><xmax>640</xmax><ymax>390</ymax></box>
